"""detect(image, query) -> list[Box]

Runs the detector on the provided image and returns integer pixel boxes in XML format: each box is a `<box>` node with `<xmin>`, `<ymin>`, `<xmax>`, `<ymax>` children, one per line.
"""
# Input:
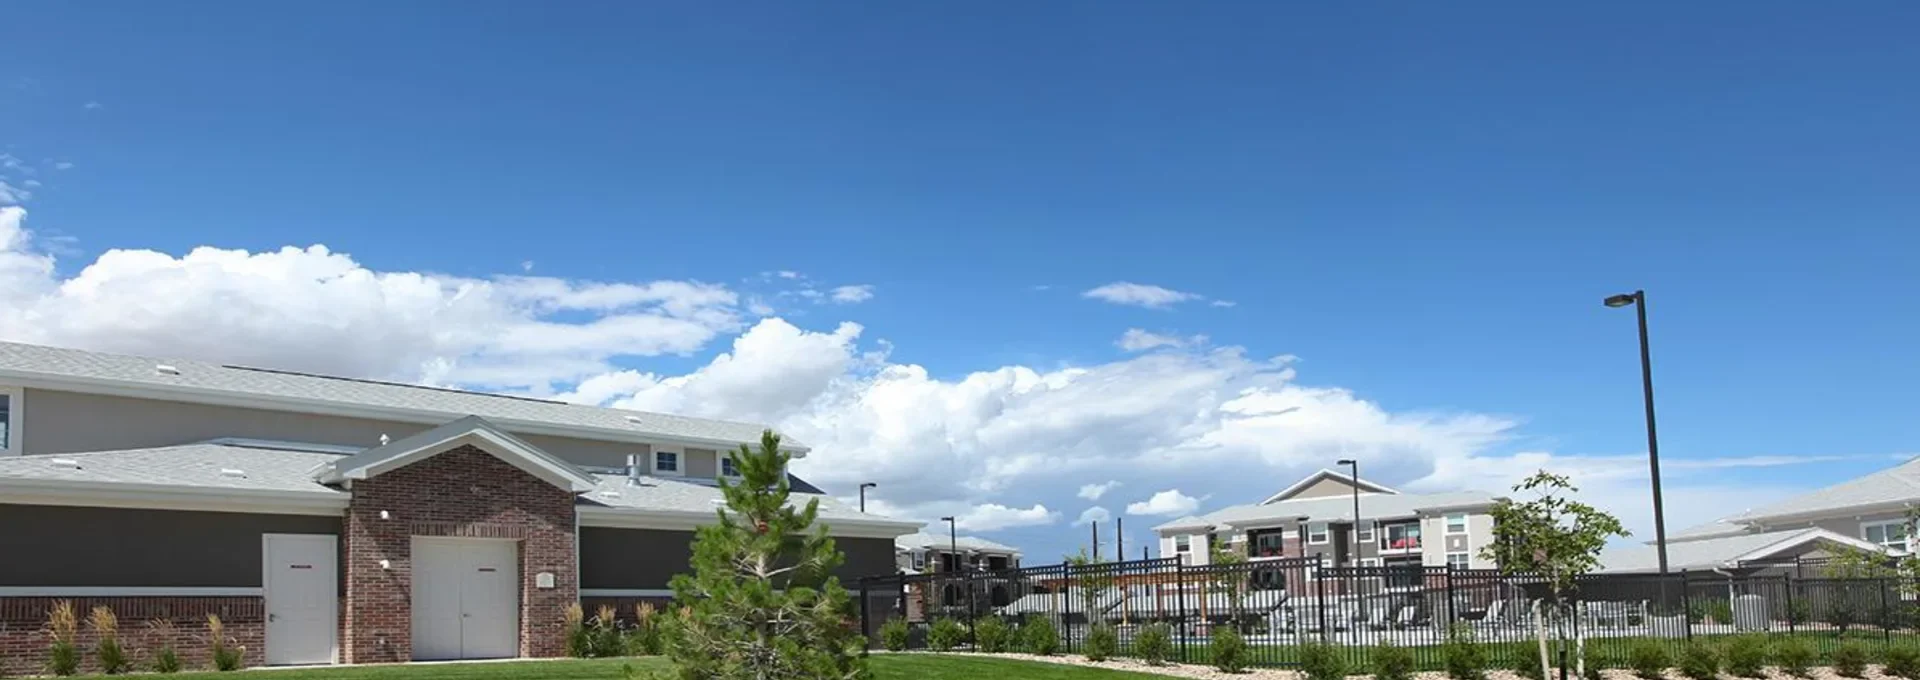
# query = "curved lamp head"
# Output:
<box><xmin>1603</xmin><ymin>293</ymin><xmax>1639</xmax><ymax>308</ymax></box>
<box><xmin>1336</xmin><ymin>458</ymin><xmax>1356</xmax><ymax>466</ymax></box>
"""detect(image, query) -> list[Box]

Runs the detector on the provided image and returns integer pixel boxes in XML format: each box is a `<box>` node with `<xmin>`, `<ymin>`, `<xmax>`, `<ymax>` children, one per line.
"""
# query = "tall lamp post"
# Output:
<box><xmin>1605</xmin><ymin>289</ymin><xmax>1670</xmax><ymax>573</ymax></box>
<box><xmin>858</xmin><ymin>482</ymin><xmax>877</xmax><ymax>513</ymax></box>
<box><xmin>940</xmin><ymin>516</ymin><xmax>958</xmax><ymax>571</ymax></box>
<box><xmin>1336</xmin><ymin>459</ymin><xmax>1362</xmax><ymax>566</ymax></box>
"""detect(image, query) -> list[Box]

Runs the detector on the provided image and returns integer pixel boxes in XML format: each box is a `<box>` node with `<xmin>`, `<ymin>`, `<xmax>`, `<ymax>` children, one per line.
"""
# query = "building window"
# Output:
<box><xmin>1252</xmin><ymin>531</ymin><xmax>1287</xmax><ymax>558</ymax></box>
<box><xmin>1446</xmin><ymin>513</ymin><xmax>1469</xmax><ymax>534</ymax></box>
<box><xmin>1174</xmin><ymin>535</ymin><xmax>1192</xmax><ymax>553</ymax></box>
<box><xmin>0</xmin><ymin>387</ymin><xmax>15</xmax><ymax>456</ymax></box>
<box><xmin>1360</xmin><ymin>558</ymin><xmax>1381</xmax><ymax>568</ymax></box>
<box><xmin>1380</xmin><ymin>522</ymin><xmax>1422</xmax><ymax>551</ymax></box>
<box><xmin>1447</xmin><ymin>552</ymin><xmax>1471</xmax><ymax>570</ymax></box>
<box><xmin>1864</xmin><ymin>520</ymin><xmax>1909</xmax><ymax>550</ymax></box>
<box><xmin>1307</xmin><ymin>522</ymin><xmax>1329</xmax><ymax>545</ymax></box>
<box><xmin>1355</xmin><ymin>519</ymin><xmax>1375</xmax><ymax>543</ymax></box>
<box><xmin>654</xmin><ymin>451</ymin><xmax>679</xmax><ymax>473</ymax></box>
<box><xmin>912</xmin><ymin>552</ymin><xmax>926</xmax><ymax>570</ymax></box>
<box><xmin>720</xmin><ymin>456</ymin><xmax>740</xmax><ymax>478</ymax></box>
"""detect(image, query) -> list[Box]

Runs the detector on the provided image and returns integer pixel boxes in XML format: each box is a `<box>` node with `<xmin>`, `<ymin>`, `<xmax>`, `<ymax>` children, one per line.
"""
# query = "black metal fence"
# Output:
<box><xmin>855</xmin><ymin>556</ymin><xmax>1920</xmax><ymax>669</ymax></box>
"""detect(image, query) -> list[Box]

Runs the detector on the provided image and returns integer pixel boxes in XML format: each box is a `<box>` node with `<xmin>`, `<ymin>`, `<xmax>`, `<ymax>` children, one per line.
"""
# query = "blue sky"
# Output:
<box><xmin>3</xmin><ymin>1</ymin><xmax>1917</xmax><ymax>561</ymax></box>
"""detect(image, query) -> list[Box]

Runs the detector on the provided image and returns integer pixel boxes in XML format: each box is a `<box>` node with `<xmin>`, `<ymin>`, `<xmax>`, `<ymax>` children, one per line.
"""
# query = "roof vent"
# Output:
<box><xmin>626</xmin><ymin>453</ymin><xmax>645</xmax><ymax>486</ymax></box>
<box><xmin>598</xmin><ymin>490</ymin><xmax>621</xmax><ymax>499</ymax></box>
<box><xmin>49</xmin><ymin>458</ymin><xmax>81</xmax><ymax>470</ymax></box>
<box><xmin>219</xmin><ymin>468</ymin><xmax>247</xmax><ymax>479</ymax></box>
<box><xmin>155</xmin><ymin>364</ymin><xmax>181</xmax><ymax>376</ymax></box>
<box><xmin>624</xmin><ymin>415</ymin><xmax>645</xmax><ymax>425</ymax></box>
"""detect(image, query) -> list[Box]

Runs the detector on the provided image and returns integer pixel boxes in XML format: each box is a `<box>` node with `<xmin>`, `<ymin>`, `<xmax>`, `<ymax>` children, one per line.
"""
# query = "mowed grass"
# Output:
<box><xmin>49</xmin><ymin>655</ymin><xmax>1162</xmax><ymax>680</ymax></box>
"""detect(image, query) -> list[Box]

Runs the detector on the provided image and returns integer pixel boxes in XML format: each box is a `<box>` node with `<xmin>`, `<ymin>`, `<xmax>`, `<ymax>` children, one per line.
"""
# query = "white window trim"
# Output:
<box><xmin>1446</xmin><ymin>551</ymin><xmax>1471</xmax><ymax>569</ymax></box>
<box><xmin>1355</xmin><ymin>519</ymin><xmax>1375</xmax><ymax>543</ymax></box>
<box><xmin>1307</xmin><ymin>521</ymin><xmax>1329</xmax><ymax>545</ymax></box>
<box><xmin>0</xmin><ymin>384</ymin><xmax>20</xmax><ymax>457</ymax></box>
<box><xmin>718</xmin><ymin>453</ymin><xmax>743</xmax><ymax>480</ymax></box>
<box><xmin>652</xmin><ymin>445</ymin><xmax>685</xmax><ymax>477</ymax></box>
<box><xmin>1174</xmin><ymin>535</ymin><xmax>1192</xmax><ymax>553</ymax></box>
<box><xmin>1863</xmin><ymin>519</ymin><xmax>1909</xmax><ymax>550</ymax></box>
<box><xmin>912</xmin><ymin>552</ymin><xmax>926</xmax><ymax>570</ymax></box>
<box><xmin>1445</xmin><ymin>513</ymin><xmax>1469</xmax><ymax>535</ymax></box>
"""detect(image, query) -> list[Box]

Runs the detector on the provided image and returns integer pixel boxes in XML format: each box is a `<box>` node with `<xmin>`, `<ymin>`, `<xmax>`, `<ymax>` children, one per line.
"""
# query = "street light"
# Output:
<box><xmin>1605</xmin><ymin>289</ymin><xmax>1670</xmax><ymax>573</ymax></box>
<box><xmin>858</xmin><ymin>482</ymin><xmax>877</xmax><ymax>512</ymax></box>
<box><xmin>1336</xmin><ymin>459</ymin><xmax>1361</xmax><ymax>566</ymax></box>
<box><xmin>940</xmin><ymin>516</ymin><xmax>958</xmax><ymax>572</ymax></box>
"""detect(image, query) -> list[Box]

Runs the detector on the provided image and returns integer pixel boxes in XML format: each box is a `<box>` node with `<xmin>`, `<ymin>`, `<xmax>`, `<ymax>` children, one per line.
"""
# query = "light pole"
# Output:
<box><xmin>858</xmin><ymin>482</ymin><xmax>877</xmax><ymax>513</ymax></box>
<box><xmin>940</xmin><ymin>516</ymin><xmax>958</xmax><ymax>572</ymax></box>
<box><xmin>1336</xmin><ymin>459</ymin><xmax>1361</xmax><ymax>566</ymax></box>
<box><xmin>1606</xmin><ymin>289</ymin><xmax>1670</xmax><ymax>573</ymax></box>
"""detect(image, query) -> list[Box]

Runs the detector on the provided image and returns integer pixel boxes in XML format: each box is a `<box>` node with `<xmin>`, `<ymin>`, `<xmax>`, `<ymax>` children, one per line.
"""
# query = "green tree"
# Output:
<box><xmin>1064</xmin><ymin>549</ymin><xmax>1116</xmax><ymax>623</ymax></box>
<box><xmin>1209</xmin><ymin>544</ymin><xmax>1249</xmax><ymax>630</ymax></box>
<box><xmin>668</xmin><ymin>430</ymin><xmax>867</xmax><ymax>680</ymax></box>
<box><xmin>1479</xmin><ymin>471</ymin><xmax>1629</xmax><ymax>680</ymax></box>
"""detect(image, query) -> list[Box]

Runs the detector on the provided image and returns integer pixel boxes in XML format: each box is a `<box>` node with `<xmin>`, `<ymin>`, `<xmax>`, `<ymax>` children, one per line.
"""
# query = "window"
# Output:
<box><xmin>1174</xmin><ymin>535</ymin><xmax>1192</xmax><ymax>553</ymax></box>
<box><xmin>1864</xmin><ymin>520</ymin><xmax>1909</xmax><ymax>550</ymax></box>
<box><xmin>1380</xmin><ymin>522</ymin><xmax>1422</xmax><ymax>551</ymax></box>
<box><xmin>1446</xmin><ymin>513</ymin><xmax>1469</xmax><ymax>534</ymax></box>
<box><xmin>1360</xmin><ymin>558</ymin><xmax>1381</xmax><ymax>568</ymax></box>
<box><xmin>1307</xmin><ymin>522</ymin><xmax>1329</xmax><ymax>545</ymax></box>
<box><xmin>654</xmin><ymin>450</ymin><xmax>679</xmax><ymax>474</ymax></box>
<box><xmin>0</xmin><ymin>387</ymin><xmax>14</xmax><ymax>456</ymax></box>
<box><xmin>720</xmin><ymin>456</ymin><xmax>740</xmax><ymax>478</ymax></box>
<box><xmin>1447</xmin><ymin>552</ymin><xmax>1471</xmax><ymax>570</ymax></box>
<box><xmin>1355</xmin><ymin>519</ymin><xmax>1375</xmax><ymax>543</ymax></box>
<box><xmin>1252</xmin><ymin>531</ymin><xmax>1287</xmax><ymax>558</ymax></box>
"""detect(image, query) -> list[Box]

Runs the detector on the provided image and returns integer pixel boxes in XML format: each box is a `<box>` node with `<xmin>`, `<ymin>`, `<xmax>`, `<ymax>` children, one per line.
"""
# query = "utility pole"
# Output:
<box><xmin>1117</xmin><ymin>517</ymin><xmax>1125</xmax><ymax>561</ymax></box>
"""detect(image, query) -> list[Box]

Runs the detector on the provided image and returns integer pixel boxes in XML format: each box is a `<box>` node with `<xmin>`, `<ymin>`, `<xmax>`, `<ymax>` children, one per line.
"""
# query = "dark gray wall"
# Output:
<box><xmin>0</xmin><ymin>504</ymin><xmax>341</xmax><ymax>587</ymax></box>
<box><xmin>579</xmin><ymin>527</ymin><xmax>896</xmax><ymax>589</ymax></box>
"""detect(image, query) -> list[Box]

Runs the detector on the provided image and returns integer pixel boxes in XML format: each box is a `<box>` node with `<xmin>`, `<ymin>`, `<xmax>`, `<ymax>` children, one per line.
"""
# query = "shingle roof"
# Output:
<box><xmin>583</xmin><ymin>473</ymin><xmax>893</xmax><ymax>524</ymax></box>
<box><xmin>895</xmin><ymin>532</ymin><xmax>1021</xmax><ymax>555</ymax></box>
<box><xmin>1665</xmin><ymin>519</ymin><xmax>1753</xmax><ymax>543</ymax></box>
<box><xmin>1733</xmin><ymin>457</ymin><xmax>1920</xmax><ymax>522</ymax></box>
<box><xmin>1598</xmin><ymin>527</ymin><xmax>1885</xmax><ymax>573</ymax></box>
<box><xmin>1171</xmin><ymin>490</ymin><xmax>1498</xmax><ymax>532</ymax></box>
<box><xmin>0</xmin><ymin>340</ymin><xmax>804</xmax><ymax>450</ymax></box>
<box><xmin>0</xmin><ymin>442</ymin><xmax>349</xmax><ymax>499</ymax></box>
<box><xmin>1154</xmin><ymin>515</ymin><xmax>1213</xmax><ymax>531</ymax></box>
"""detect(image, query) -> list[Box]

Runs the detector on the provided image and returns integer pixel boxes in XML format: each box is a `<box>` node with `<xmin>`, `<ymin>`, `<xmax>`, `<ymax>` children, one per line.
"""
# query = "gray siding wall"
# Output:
<box><xmin>686</xmin><ymin>448</ymin><xmax>718</xmax><ymax>478</ymax></box>
<box><xmin>0</xmin><ymin>504</ymin><xmax>341</xmax><ymax>587</ymax></box>
<box><xmin>20</xmin><ymin>388</ymin><xmax>646</xmax><ymax>467</ymax></box>
<box><xmin>579</xmin><ymin>527</ymin><xmax>896</xmax><ymax>589</ymax></box>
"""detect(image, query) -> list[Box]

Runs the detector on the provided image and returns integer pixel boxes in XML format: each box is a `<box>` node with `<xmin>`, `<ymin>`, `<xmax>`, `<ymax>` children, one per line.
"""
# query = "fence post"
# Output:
<box><xmin>1679</xmin><ymin>570</ymin><xmax>1692</xmax><ymax>642</ymax></box>
<box><xmin>1883</xmin><ymin>577</ymin><xmax>1893</xmax><ymax>645</ymax></box>
<box><xmin>1445</xmin><ymin>564</ymin><xmax>1457</xmax><ymax>630</ymax></box>
<box><xmin>859</xmin><ymin>577</ymin><xmax>873</xmax><ymax>654</ymax></box>
<box><xmin>1316</xmin><ymin>555</ymin><xmax>1329</xmax><ymax>642</ymax></box>
<box><xmin>1176</xmin><ymin>561</ymin><xmax>1190</xmax><ymax>664</ymax></box>
<box><xmin>966</xmin><ymin>569</ymin><xmax>977</xmax><ymax>648</ymax></box>
<box><xmin>1784</xmin><ymin>572</ymin><xmax>1797</xmax><ymax>635</ymax></box>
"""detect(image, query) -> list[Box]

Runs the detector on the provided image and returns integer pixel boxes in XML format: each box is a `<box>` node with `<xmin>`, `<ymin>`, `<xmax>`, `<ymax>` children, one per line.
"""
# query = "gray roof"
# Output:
<box><xmin>584</xmin><ymin>473</ymin><xmax>894</xmax><ymax>525</ymax></box>
<box><xmin>1733</xmin><ymin>457</ymin><xmax>1920</xmax><ymax>522</ymax></box>
<box><xmin>0</xmin><ymin>340</ymin><xmax>802</xmax><ymax>450</ymax></box>
<box><xmin>895</xmin><ymin>532</ymin><xmax>1020</xmax><ymax>555</ymax></box>
<box><xmin>1164</xmin><ymin>490</ymin><xmax>1499</xmax><ymax>533</ymax></box>
<box><xmin>1665</xmin><ymin>519</ymin><xmax>1752</xmax><ymax>543</ymax></box>
<box><xmin>0</xmin><ymin>442</ymin><xmax>349</xmax><ymax>500</ymax></box>
<box><xmin>1598</xmin><ymin>528</ymin><xmax>1877</xmax><ymax>573</ymax></box>
<box><xmin>1155</xmin><ymin>515</ymin><xmax>1213</xmax><ymax>531</ymax></box>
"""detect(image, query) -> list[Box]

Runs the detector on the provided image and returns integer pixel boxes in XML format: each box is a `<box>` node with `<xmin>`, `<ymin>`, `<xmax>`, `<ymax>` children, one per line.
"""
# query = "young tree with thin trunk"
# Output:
<box><xmin>1479</xmin><ymin>471</ymin><xmax>1628</xmax><ymax>680</ymax></box>
<box><xmin>668</xmin><ymin>430</ymin><xmax>867</xmax><ymax>680</ymax></box>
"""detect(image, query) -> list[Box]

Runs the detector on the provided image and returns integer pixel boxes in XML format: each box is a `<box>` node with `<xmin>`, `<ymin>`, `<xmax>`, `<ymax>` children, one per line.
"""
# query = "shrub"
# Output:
<box><xmin>1210</xmin><ymin>626</ymin><xmax>1248</xmax><ymax>673</ymax></box>
<box><xmin>1442</xmin><ymin>626</ymin><xmax>1488</xmax><ymax>680</ymax></box>
<box><xmin>1830</xmin><ymin>600</ymin><xmax>1859</xmax><ymax>633</ymax></box>
<box><xmin>1133</xmin><ymin>623</ymin><xmax>1172</xmax><ymax>666</ymax></box>
<box><xmin>147</xmin><ymin>619</ymin><xmax>183</xmax><ymax>674</ymax></box>
<box><xmin>1705</xmin><ymin>601</ymin><xmax>1733</xmax><ymax>625</ymax></box>
<box><xmin>926</xmin><ymin>617</ymin><xmax>966</xmax><ymax>652</ymax></box>
<box><xmin>1833</xmin><ymin>640</ymin><xmax>1870</xmax><ymax>679</ymax></box>
<box><xmin>1507</xmin><ymin>650</ymin><xmax>1546</xmax><ymax>680</ymax></box>
<box><xmin>1022</xmin><ymin>616</ymin><xmax>1058</xmax><ymax>656</ymax></box>
<box><xmin>877</xmin><ymin>617</ymin><xmax>910</xmax><ymax>652</ymax></box>
<box><xmin>47</xmin><ymin>600</ymin><xmax>79</xmax><ymax>677</ymax></box>
<box><xmin>1084</xmin><ymin>624</ymin><xmax>1118</xmax><ymax>662</ymax></box>
<box><xmin>1786</xmin><ymin>599</ymin><xmax>1812</xmax><ymax>625</ymax></box>
<box><xmin>1884</xmin><ymin>644</ymin><xmax>1920</xmax><ymax>680</ymax></box>
<box><xmin>1628</xmin><ymin>640</ymin><xmax>1672</xmax><ymax>680</ymax></box>
<box><xmin>974</xmin><ymin>617</ymin><xmax>1012</xmax><ymax>654</ymax></box>
<box><xmin>1721</xmin><ymin>636</ymin><xmax>1765</xmax><ymax>678</ymax></box>
<box><xmin>1297</xmin><ymin>639</ymin><xmax>1346</xmax><ymax>680</ymax></box>
<box><xmin>1771</xmin><ymin>636</ymin><xmax>1814</xmax><ymax>678</ymax></box>
<box><xmin>625</xmin><ymin>603</ymin><xmax>663</xmax><ymax>656</ymax></box>
<box><xmin>207</xmin><ymin>614</ymin><xmax>243</xmax><ymax>671</ymax></box>
<box><xmin>587</xmin><ymin>605</ymin><xmax>624</xmax><ymax>658</ymax></box>
<box><xmin>88</xmin><ymin>606</ymin><xmax>129</xmax><ymax>675</ymax></box>
<box><xmin>564</xmin><ymin>603</ymin><xmax>590</xmax><ymax>658</ymax></box>
<box><xmin>1373</xmin><ymin>640</ymin><xmax>1416</xmax><ymax>680</ymax></box>
<box><xmin>1677</xmin><ymin>642</ymin><xmax>1719</xmax><ymax>680</ymax></box>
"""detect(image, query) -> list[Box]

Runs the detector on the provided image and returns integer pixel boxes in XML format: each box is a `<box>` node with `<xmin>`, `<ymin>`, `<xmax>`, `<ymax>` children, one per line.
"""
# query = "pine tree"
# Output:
<box><xmin>668</xmin><ymin>430</ymin><xmax>868</xmax><ymax>680</ymax></box>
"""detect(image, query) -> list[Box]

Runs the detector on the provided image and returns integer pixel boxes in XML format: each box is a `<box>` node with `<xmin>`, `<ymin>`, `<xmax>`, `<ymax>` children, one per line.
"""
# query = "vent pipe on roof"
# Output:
<box><xmin>50</xmin><ymin>458</ymin><xmax>81</xmax><ymax>470</ymax></box>
<box><xmin>626</xmin><ymin>453</ymin><xmax>644</xmax><ymax>486</ymax></box>
<box><xmin>155</xmin><ymin>364</ymin><xmax>180</xmax><ymax>376</ymax></box>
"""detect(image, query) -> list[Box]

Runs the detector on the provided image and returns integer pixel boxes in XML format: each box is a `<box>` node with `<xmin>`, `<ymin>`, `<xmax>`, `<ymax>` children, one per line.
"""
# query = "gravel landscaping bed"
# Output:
<box><xmin>932</xmin><ymin>652</ymin><xmax>1899</xmax><ymax>680</ymax></box>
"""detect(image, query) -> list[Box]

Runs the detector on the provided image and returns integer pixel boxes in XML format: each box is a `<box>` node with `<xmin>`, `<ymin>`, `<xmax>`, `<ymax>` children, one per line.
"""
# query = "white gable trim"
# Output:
<box><xmin>1260</xmin><ymin>468</ymin><xmax>1399</xmax><ymax>505</ymax></box>
<box><xmin>0</xmin><ymin>476</ymin><xmax>348</xmax><ymax>516</ymax></box>
<box><xmin>1729</xmin><ymin>528</ymin><xmax>1891</xmax><ymax>566</ymax></box>
<box><xmin>576</xmin><ymin>505</ymin><xmax>920</xmax><ymax>540</ymax></box>
<box><xmin>316</xmin><ymin>416</ymin><xmax>598</xmax><ymax>493</ymax></box>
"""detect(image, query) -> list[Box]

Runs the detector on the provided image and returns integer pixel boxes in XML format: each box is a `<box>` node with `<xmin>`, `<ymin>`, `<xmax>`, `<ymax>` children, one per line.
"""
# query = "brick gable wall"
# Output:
<box><xmin>343</xmin><ymin>444</ymin><xmax>577</xmax><ymax>662</ymax></box>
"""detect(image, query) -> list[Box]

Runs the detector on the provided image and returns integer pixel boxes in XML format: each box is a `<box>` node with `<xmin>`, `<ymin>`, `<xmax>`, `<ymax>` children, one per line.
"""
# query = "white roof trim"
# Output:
<box><xmin>315</xmin><ymin>415</ymin><xmax>598</xmax><ymax>493</ymax></box>
<box><xmin>577</xmin><ymin>505</ymin><xmax>920</xmax><ymax>540</ymax></box>
<box><xmin>0</xmin><ymin>476</ymin><xmax>348</xmax><ymax>516</ymax></box>
<box><xmin>1260</xmin><ymin>468</ymin><xmax>1398</xmax><ymax>505</ymax></box>
<box><xmin>0</xmin><ymin>586</ymin><xmax>264</xmax><ymax>597</ymax></box>
<box><xmin>1728</xmin><ymin>528</ymin><xmax>1891</xmax><ymax>566</ymax></box>
<box><xmin>0</xmin><ymin>368</ymin><xmax>809</xmax><ymax>456</ymax></box>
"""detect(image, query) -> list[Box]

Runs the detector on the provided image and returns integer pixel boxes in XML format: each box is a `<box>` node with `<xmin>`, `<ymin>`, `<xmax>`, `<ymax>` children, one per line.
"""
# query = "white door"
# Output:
<box><xmin>411</xmin><ymin>537</ymin><xmax>520</xmax><ymax>660</ymax></box>
<box><xmin>263</xmin><ymin>534</ymin><xmax>338</xmax><ymax>665</ymax></box>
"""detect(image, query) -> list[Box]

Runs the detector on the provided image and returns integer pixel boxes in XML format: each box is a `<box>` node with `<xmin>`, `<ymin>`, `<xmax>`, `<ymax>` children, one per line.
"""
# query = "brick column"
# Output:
<box><xmin>342</xmin><ymin>445</ymin><xmax>578</xmax><ymax>663</ymax></box>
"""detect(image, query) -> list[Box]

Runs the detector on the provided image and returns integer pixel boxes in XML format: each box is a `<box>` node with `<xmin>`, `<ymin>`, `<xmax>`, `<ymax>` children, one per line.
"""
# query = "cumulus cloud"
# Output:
<box><xmin>0</xmin><ymin>208</ymin><xmax>742</xmax><ymax>391</ymax></box>
<box><xmin>1117</xmin><ymin>329</ymin><xmax>1205</xmax><ymax>352</ymax></box>
<box><xmin>1083</xmin><ymin>282</ymin><xmax>1202</xmax><ymax>309</ymax></box>
<box><xmin>1126</xmin><ymin>489</ymin><xmax>1202</xmax><ymax>517</ymax></box>
<box><xmin>1078</xmin><ymin>481</ymin><xmax>1121</xmax><ymax>501</ymax></box>
<box><xmin>830</xmin><ymin>285</ymin><xmax>875</xmax><ymax>304</ymax></box>
<box><xmin>958</xmin><ymin>503</ymin><xmax>1059</xmax><ymax>531</ymax></box>
<box><xmin>1073</xmin><ymin>506</ymin><xmax>1112</xmax><ymax>526</ymax></box>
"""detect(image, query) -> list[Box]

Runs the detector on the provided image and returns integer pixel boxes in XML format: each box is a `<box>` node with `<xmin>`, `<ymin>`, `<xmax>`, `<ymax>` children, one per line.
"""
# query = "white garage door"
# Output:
<box><xmin>411</xmin><ymin>537</ymin><xmax>520</xmax><ymax>660</ymax></box>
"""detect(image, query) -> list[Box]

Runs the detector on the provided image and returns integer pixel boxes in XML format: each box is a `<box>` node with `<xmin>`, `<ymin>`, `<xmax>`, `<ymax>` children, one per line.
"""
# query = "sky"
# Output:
<box><xmin>3</xmin><ymin>1</ymin><xmax>1917</xmax><ymax>562</ymax></box>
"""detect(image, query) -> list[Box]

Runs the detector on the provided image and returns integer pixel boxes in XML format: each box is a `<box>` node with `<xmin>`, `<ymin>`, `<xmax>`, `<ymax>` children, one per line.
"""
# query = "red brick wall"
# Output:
<box><xmin>0</xmin><ymin>597</ymin><xmax>262</xmax><ymax>676</ymax></box>
<box><xmin>343</xmin><ymin>444</ymin><xmax>578</xmax><ymax>663</ymax></box>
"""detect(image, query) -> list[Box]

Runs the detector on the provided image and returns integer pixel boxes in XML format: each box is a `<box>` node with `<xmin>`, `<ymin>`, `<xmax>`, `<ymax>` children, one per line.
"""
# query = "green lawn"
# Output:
<box><xmin>49</xmin><ymin>655</ymin><xmax>1161</xmax><ymax>680</ymax></box>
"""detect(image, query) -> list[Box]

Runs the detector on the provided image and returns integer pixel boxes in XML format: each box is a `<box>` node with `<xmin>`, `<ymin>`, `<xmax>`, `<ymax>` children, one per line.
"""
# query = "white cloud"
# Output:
<box><xmin>1073</xmin><ymin>506</ymin><xmax>1112</xmax><ymax>526</ymax></box>
<box><xmin>1117</xmin><ymin>329</ymin><xmax>1206</xmax><ymax>352</ymax></box>
<box><xmin>83</xmin><ymin>101</ymin><xmax>103</xmax><ymax>110</ymax></box>
<box><xmin>958</xmin><ymin>503</ymin><xmax>1059</xmax><ymax>531</ymax></box>
<box><xmin>1210</xmin><ymin>300</ymin><xmax>1237</xmax><ymax>308</ymax></box>
<box><xmin>1082</xmin><ymin>282</ymin><xmax>1202</xmax><ymax>309</ymax></box>
<box><xmin>1078</xmin><ymin>481</ymin><xmax>1121</xmax><ymax>501</ymax></box>
<box><xmin>0</xmin><ymin>181</ymin><xmax>29</xmax><ymax>205</ymax></box>
<box><xmin>776</xmin><ymin>270</ymin><xmax>803</xmax><ymax>280</ymax></box>
<box><xmin>0</xmin><ymin>208</ymin><xmax>743</xmax><ymax>391</ymax></box>
<box><xmin>1126</xmin><ymin>489</ymin><xmax>1202</xmax><ymax>517</ymax></box>
<box><xmin>52</xmin><ymin>162</ymin><xmax>74</xmax><ymax>171</ymax></box>
<box><xmin>829</xmin><ymin>285</ymin><xmax>875</xmax><ymax>304</ymax></box>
